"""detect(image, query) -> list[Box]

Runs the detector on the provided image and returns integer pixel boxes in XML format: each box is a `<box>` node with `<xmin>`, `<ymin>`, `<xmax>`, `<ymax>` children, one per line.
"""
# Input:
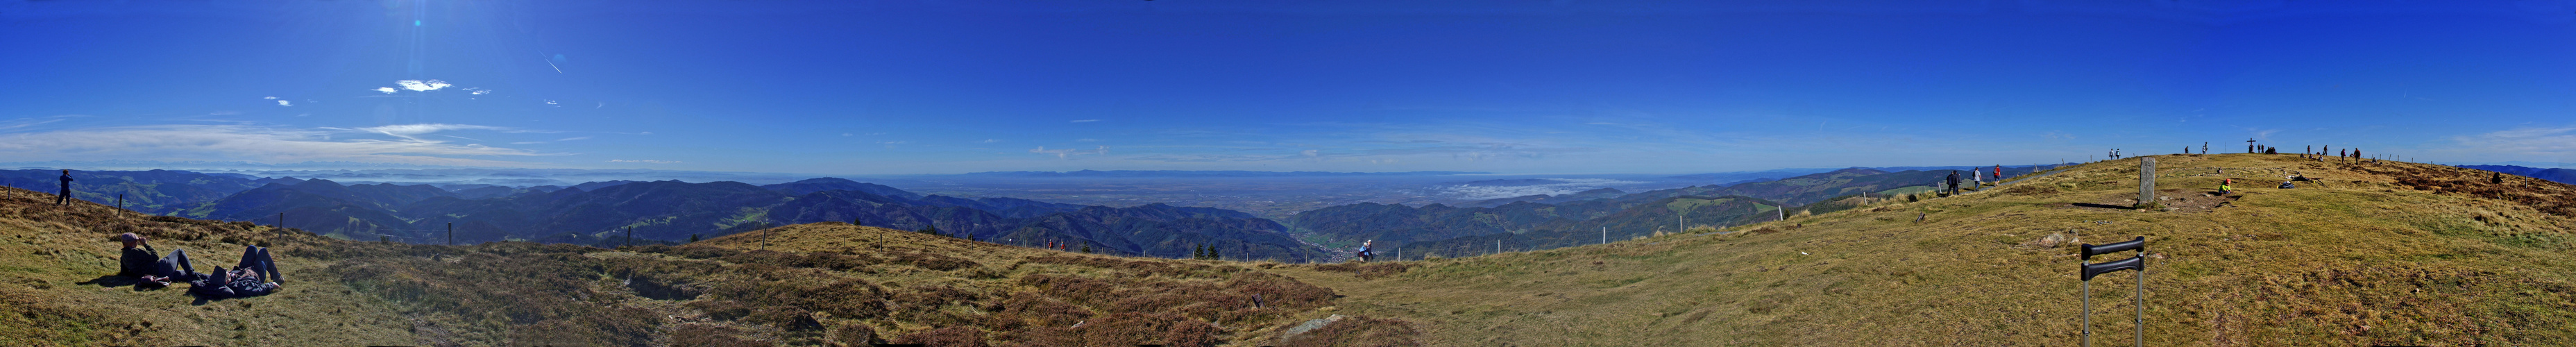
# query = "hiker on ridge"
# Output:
<box><xmin>1994</xmin><ymin>165</ymin><xmax>2003</xmax><ymax>183</ymax></box>
<box><xmin>1947</xmin><ymin>171</ymin><xmax>1962</xmax><ymax>194</ymax></box>
<box><xmin>56</xmin><ymin>169</ymin><xmax>73</xmax><ymax>205</ymax></box>
<box><xmin>1357</xmin><ymin>240</ymin><xmax>1375</xmax><ymax>262</ymax></box>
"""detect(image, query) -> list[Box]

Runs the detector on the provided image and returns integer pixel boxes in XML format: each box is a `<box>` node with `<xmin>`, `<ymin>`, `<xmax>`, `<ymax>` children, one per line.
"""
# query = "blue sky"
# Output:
<box><xmin>6</xmin><ymin>0</ymin><xmax>2576</xmax><ymax>175</ymax></box>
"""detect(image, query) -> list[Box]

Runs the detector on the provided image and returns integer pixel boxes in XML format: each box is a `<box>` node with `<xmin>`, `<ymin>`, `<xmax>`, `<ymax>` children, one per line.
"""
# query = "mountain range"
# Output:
<box><xmin>2457</xmin><ymin>164</ymin><xmax>2576</xmax><ymax>185</ymax></box>
<box><xmin>12</xmin><ymin>169</ymin><xmax>1327</xmax><ymax>262</ymax></box>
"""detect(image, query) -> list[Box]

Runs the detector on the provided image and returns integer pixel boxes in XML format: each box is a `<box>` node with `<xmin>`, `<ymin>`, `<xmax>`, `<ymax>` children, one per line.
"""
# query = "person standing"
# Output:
<box><xmin>1947</xmin><ymin>171</ymin><xmax>1962</xmax><ymax>194</ymax></box>
<box><xmin>1994</xmin><ymin>165</ymin><xmax>2003</xmax><ymax>182</ymax></box>
<box><xmin>55</xmin><ymin>169</ymin><xmax>74</xmax><ymax>205</ymax></box>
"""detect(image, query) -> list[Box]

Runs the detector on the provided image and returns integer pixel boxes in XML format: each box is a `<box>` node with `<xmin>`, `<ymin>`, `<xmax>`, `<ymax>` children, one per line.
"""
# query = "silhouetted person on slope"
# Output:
<box><xmin>1947</xmin><ymin>171</ymin><xmax>1962</xmax><ymax>195</ymax></box>
<box><xmin>56</xmin><ymin>169</ymin><xmax>73</xmax><ymax>205</ymax></box>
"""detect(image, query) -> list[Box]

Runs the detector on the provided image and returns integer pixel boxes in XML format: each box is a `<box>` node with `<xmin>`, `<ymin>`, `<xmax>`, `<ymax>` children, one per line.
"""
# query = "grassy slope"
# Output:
<box><xmin>1280</xmin><ymin>153</ymin><xmax>2576</xmax><ymax>346</ymax></box>
<box><xmin>0</xmin><ymin>189</ymin><xmax>420</xmax><ymax>346</ymax></box>
<box><xmin>4</xmin><ymin>152</ymin><xmax>2570</xmax><ymax>346</ymax></box>
<box><xmin>0</xmin><ymin>185</ymin><xmax>1391</xmax><ymax>346</ymax></box>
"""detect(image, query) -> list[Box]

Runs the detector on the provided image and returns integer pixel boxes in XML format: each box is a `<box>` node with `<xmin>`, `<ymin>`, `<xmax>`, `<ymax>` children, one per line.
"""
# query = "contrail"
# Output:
<box><xmin>545</xmin><ymin>59</ymin><xmax>564</xmax><ymax>74</ymax></box>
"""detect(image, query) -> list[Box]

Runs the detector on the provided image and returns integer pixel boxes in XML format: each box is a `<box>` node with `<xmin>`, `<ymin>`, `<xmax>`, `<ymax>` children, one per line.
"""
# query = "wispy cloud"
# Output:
<box><xmin>2450</xmin><ymin>126</ymin><xmax>2576</xmax><ymax>155</ymax></box>
<box><xmin>0</xmin><ymin>124</ymin><xmax>545</xmax><ymax>167</ymax></box>
<box><xmin>339</xmin><ymin>124</ymin><xmax>510</xmax><ymax>142</ymax></box>
<box><xmin>395</xmin><ymin>79</ymin><xmax>453</xmax><ymax>92</ymax></box>
<box><xmin>373</xmin><ymin>87</ymin><xmax>398</xmax><ymax>94</ymax></box>
<box><xmin>1031</xmin><ymin>146</ymin><xmax>1109</xmax><ymax>159</ymax></box>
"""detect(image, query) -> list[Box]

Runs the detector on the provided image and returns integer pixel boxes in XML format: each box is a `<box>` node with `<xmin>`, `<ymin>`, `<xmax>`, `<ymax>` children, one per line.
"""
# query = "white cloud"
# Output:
<box><xmin>467</xmin><ymin>88</ymin><xmax>492</xmax><ymax>95</ymax></box>
<box><xmin>341</xmin><ymin>124</ymin><xmax>509</xmax><ymax>142</ymax></box>
<box><xmin>608</xmin><ymin>160</ymin><xmax>681</xmax><ymax>164</ymax></box>
<box><xmin>1070</xmin><ymin>119</ymin><xmax>1099</xmax><ymax>123</ymax></box>
<box><xmin>544</xmin><ymin>100</ymin><xmax>559</xmax><ymax>105</ymax></box>
<box><xmin>0</xmin><ymin>124</ymin><xmax>544</xmax><ymax>167</ymax></box>
<box><xmin>373</xmin><ymin>87</ymin><xmax>398</xmax><ymax>94</ymax></box>
<box><xmin>264</xmin><ymin>96</ymin><xmax>278</xmax><ymax>100</ymax></box>
<box><xmin>981</xmin><ymin>139</ymin><xmax>999</xmax><ymax>143</ymax></box>
<box><xmin>395</xmin><ymin>79</ymin><xmax>453</xmax><ymax>92</ymax></box>
<box><xmin>276</xmin><ymin>100</ymin><xmax>292</xmax><ymax>106</ymax></box>
<box><xmin>1302</xmin><ymin>149</ymin><xmax>1319</xmax><ymax>157</ymax></box>
<box><xmin>1031</xmin><ymin>146</ymin><xmax>1109</xmax><ymax>159</ymax></box>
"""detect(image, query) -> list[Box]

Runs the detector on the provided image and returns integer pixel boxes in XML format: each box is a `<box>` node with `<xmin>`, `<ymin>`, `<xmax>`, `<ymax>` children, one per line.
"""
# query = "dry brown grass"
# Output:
<box><xmin>0</xmin><ymin>187</ymin><xmax>1380</xmax><ymax>346</ymax></box>
<box><xmin>1271</xmin><ymin>153</ymin><xmax>2576</xmax><ymax>346</ymax></box>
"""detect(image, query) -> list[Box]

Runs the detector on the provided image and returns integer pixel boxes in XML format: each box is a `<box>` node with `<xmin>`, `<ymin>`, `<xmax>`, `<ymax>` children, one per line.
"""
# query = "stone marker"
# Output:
<box><xmin>2137</xmin><ymin>158</ymin><xmax>2156</xmax><ymax>208</ymax></box>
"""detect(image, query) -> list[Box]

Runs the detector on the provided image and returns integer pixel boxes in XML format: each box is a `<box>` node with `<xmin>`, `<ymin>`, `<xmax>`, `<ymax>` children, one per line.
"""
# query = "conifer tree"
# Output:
<box><xmin>688</xmin><ymin>234</ymin><xmax>701</xmax><ymax>243</ymax></box>
<box><xmin>1081</xmin><ymin>245</ymin><xmax>1092</xmax><ymax>253</ymax></box>
<box><xmin>1193</xmin><ymin>245</ymin><xmax>1206</xmax><ymax>259</ymax></box>
<box><xmin>1209</xmin><ymin>246</ymin><xmax>1221</xmax><ymax>260</ymax></box>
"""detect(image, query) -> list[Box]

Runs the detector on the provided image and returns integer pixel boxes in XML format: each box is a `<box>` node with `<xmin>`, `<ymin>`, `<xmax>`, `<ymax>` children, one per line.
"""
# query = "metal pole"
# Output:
<box><xmin>1601</xmin><ymin>227</ymin><xmax>1607</xmax><ymax>245</ymax></box>
<box><xmin>447</xmin><ymin>223</ymin><xmax>454</xmax><ymax>246</ymax></box>
<box><xmin>115</xmin><ymin>194</ymin><xmax>122</xmax><ymax>210</ymax></box>
<box><xmin>278</xmin><ymin>213</ymin><xmax>285</xmax><ymax>230</ymax></box>
<box><xmin>2084</xmin><ymin>278</ymin><xmax>2093</xmax><ymax>347</ymax></box>
<box><xmin>2135</xmin><ymin>246</ymin><xmax>2146</xmax><ymax>346</ymax></box>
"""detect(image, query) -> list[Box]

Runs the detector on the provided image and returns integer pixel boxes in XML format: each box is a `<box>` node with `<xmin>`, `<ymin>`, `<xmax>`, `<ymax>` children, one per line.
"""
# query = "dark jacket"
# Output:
<box><xmin>189</xmin><ymin>266</ymin><xmax>275</xmax><ymax>298</ymax></box>
<box><xmin>119</xmin><ymin>244</ymin><xmax>158</xmax><ymax>276</ymax></box>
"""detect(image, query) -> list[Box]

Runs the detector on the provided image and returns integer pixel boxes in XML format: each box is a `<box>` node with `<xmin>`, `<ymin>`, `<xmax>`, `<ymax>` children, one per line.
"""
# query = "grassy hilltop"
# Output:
<box><xmin>1283</xmin><ymin>153</ymin><xmax>2576</xmax><ymax>345</ymax></box>
<box><xmin>0</xmin><ymin>152</ymin><xmax>2570</xmax><ymax>346</ymax></box>
<box><xmin>0</xmin><ymin>185</ymin><xmax>1395</xmax><ymax>346</ymax></box>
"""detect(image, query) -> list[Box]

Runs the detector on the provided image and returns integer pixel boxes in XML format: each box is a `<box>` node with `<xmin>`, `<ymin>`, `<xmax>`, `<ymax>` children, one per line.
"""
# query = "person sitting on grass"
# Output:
<box><xmin>115</xmin><ymin>232</ymin><xmax>209</xmax><ymax>289</ymax></box>
<box><xmin>115</xmin><ymin>232</ymin><xmax>160</xmax><ymax>277</ymax></box>
<box><xmin>1357</xmin><ymin>240</ymin><xmax>1375</xmax><ymax>262</ymax></box>
<box><xmin>2219</xmin><ymin>179</ymin><xmax>2234</xmax><ymax>195</ymax></box>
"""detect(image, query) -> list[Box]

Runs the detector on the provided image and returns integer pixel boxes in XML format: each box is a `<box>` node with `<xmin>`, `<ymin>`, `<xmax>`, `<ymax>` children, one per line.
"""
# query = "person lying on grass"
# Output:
<box><xmin>188</xmin><ymin>264</ymin><xmax>278</xmax><ymax>298</ymax></box>
<box><xmin>130</xmin><ymin>243</ymin><xmax>282</xmax><ymax>295</ymax></box>
<box><xmin>184</xmin><ymin>245</ymin><xmax>282</xmax><ymax>298</ymax></box>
